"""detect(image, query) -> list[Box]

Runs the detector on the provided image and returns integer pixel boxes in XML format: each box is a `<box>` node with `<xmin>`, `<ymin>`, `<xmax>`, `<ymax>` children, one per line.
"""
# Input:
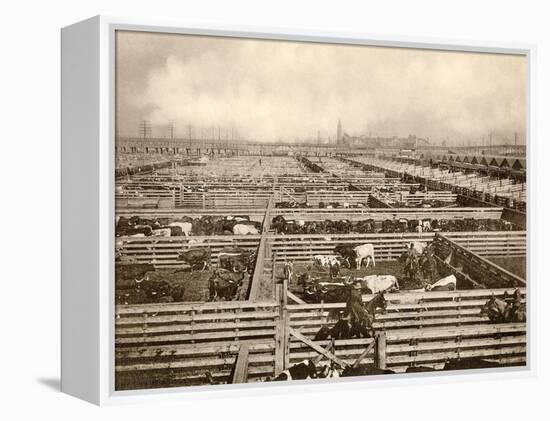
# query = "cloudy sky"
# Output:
<box><xmin>116</xmin><ymin>30</ymin><xmax>527</xmax><ymax>145</ymax></box>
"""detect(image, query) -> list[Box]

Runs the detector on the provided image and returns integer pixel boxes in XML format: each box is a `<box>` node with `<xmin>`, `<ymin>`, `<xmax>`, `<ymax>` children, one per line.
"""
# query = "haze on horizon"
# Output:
<box><xmin>116</xmin><ymin>31</ymin><xmax>527</xmax><ymax>145</ymax></box>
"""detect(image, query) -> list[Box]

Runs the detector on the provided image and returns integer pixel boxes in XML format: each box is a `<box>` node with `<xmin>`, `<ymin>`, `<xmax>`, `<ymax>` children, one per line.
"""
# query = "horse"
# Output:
<box><xmin>350</xmin><ymin>291</ymin><xmax>386</xmax><ymax>338</ymax></box>
<box><xmin>509</xmin><ymin>288</ymin><xmax>526</xmax><ymax>322</ymax></box>
<box><xmin>314</xmin><ymin>310</ymin><xmax>352</xmax><ymax>340</ymax></box>
<box><xmin>480</xmin><ymin>294</ymin><xmax>513</xmax><ymax>323</ymax></box>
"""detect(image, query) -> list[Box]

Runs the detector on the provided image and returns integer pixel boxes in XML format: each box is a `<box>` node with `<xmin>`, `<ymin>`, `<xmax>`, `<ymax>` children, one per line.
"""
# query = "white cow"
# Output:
<box><xmin>169</xmin><ymin>222</ymin><xmax>193</xmax><ymax>237</ymax></box>
<box><xmin>426</xmin><ymin>274</ymin><xmax>457</xmax><ymax>291</ymax></box>
<box><xmin>358</xmin><ymin>275</ymin><xmax>399</xmax><ymax>293</ymax></box>
<box><xmin>353</xmin><ymin>243</ymin><xmax>375</xmax><ymax>269</ymax></box>
<box><xmin>422</xmin><ymin>220</ymin><xmax>432</xmax><ymax>232</ymax></box>
<box><xmin>152</xmin><ymin>228</ymin><xmax>171</xmax><ymax>237</ymax></box>
<box><xmin>313</xmin><ymin>254</ymin><xmax>340</xmax><ymax>268</ymax></box>
<box><xmin>225</xmin><ymin>215</ymin><xmax>249</xmax><ymax>222</ymax></box>
<box><xmin>407</xmin><ymin>274</ymin><xmax>457</xmax><ymax>294</ymax></box>
<box><xmin>408</xmin><ymin>241</ymin><xmax>427</xmax><ymax>256</ymax></box>
<box><xmin>233</xmin><ymin>224</ymin><xmax>259</xmax><ymax>235</ymax></box>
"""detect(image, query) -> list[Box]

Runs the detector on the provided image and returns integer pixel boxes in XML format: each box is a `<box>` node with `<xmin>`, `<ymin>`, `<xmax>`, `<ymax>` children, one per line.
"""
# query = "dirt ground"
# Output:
<box><xmin>116</xmin><ymin>265</ymin><xmax>252</xmax><ymax>304</ymax></box>
<box><xmin>115</xmin><ymin>256</ymin><xmax>526</xmax><ymax>305</ymax></box>
<box><xmin>487</xmin><ymin>256</ymin><xmax>527</xmax><ymax>280</ymax></box>
<box><xmin>116</xmin><ymin>267</ymin><xmax>214</xmax><ymax>303</ymax></box>
<box><xmin>279</xmin><ymin>260</ymin><xmax>433</xmax><ymax>298</ymax></box>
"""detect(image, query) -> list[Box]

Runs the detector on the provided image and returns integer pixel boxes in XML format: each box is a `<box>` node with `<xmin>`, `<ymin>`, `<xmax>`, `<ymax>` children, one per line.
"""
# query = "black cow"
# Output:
<box><xmin>219</xmin><ymin>253</ymin><xmax>247</xmax><ymax>272</ymax></box>
<box><xmin>334</xmin><ymin>245</ymin><xmax>356</xmax><ymax>268</ymax></box>
<box><xmin>443</xmin><ymin>358</ymin><xmax>501</xmax><ymax>370</ymax></box>
<box><xmin>208</xmin><ymin>269</ymin><xmax>245</xmax><ymax>301</ymax></box>
<box><xmin>116</xmin><ymin>224</ymin><xmax>153</xmax><ymax>237</ymax></box>
<box><xmin>117</xmin><ymin>277</ymin><xmax>184</xmax><ymax>304</ymax></box>
<box><xmin>270</xmin><ymin>360</ymin><xmax>318</xmax><ymax>381</ymax></box>
<box><xmin>341</xmin><ymin>366</ymin><xmax>395</xmax><ymax>377</ymax></box>
<box><xmin>115</xmin><ymin>263</ymin><xmax>155</xmax><ymax>281</ymax></box>
<box><xmin>406</xmin><ymin>366</ymin><xmax>436</xmax><ymax>373</ymax></box>
<box><xmin>314</xmin><ymin>313</ymin><xmax>351</xmax><ymax>340</ymax></box>
<box><xmin>218</xmin><ymin>247</ymin><xmax>256</xmax><ymax>273</ymax></box>
<box><xmin>177</xmin><ymin>248</ymin><xmax>211</xmax><ymax>270</ymax></box>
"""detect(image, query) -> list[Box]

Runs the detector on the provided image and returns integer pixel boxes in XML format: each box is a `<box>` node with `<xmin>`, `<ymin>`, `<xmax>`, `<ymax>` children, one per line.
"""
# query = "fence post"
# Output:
<box><xmin>274</xmin><ymin>284</ymin><xmax>284</xmax><ymax>376</ymax></box>
<box><xmin>375</xmin><ymin>332</ymin><xmax>387</xmax><ymax>370</ymax></box>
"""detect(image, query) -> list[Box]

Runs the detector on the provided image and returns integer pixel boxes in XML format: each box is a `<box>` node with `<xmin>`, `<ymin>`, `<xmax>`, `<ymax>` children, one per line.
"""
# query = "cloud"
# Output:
<box><xmin>116</xmin><ymin>31</ymin><xmax>526</xmax><ymax>144</ymax></box>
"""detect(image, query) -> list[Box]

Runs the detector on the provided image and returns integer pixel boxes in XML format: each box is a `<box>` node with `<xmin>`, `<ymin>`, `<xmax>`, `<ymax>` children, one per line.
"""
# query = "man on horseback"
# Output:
<box><xmin>346</xmin><ymin>280</ymin><xmax>372</xmax><ymax>338</ymax></box>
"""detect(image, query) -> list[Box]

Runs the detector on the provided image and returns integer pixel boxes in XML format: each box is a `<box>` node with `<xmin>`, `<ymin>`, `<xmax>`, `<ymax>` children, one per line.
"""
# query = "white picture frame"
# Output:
<box><xmin>61</xmin><ymin>15</ymin><xmax>535</xmax><ymax>405</ymax></box>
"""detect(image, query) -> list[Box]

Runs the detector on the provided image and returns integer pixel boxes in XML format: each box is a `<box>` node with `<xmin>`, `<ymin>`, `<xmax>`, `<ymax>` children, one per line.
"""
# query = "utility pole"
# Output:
<box><xmin>139</xmin><ymin>120</ymin><xmax>151</xmax><ymax>139</ymax></box>
<box><xmin>187</xmin><ymin>124</ymin><xmax>192</xmax><ymax>140</ymax></box>
<box><xmin>168</xmin><ymin>121</ymin><xmax>175</xmax><ymax>139</ymax></box>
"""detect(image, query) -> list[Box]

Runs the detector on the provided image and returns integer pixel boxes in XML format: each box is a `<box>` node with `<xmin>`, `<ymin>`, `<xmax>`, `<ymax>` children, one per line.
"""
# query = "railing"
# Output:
<box><xmin>434</xmin><ymin>233</ymin><xmax>526</xmax><ymax>287</ymax></box>
<box><xmin>267</xmin><ymin>231</ymin><xmax>526</xmax><ymax>262</ymax></box>
<box><xmin>115</xmin><ymin>300</ymin><xmax>280</xmax><ymax>390</ymax></box>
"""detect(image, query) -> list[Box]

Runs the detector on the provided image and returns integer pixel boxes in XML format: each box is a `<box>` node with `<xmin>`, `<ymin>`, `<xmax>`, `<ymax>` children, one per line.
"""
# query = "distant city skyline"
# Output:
<box><xmin>116</xmin><ymin>31</ymin><xmax>527</xmax><ymax>146</ymax></box>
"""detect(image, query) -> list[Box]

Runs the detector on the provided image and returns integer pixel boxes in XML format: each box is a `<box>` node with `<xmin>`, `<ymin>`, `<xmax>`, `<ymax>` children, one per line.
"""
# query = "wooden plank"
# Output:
<box><xmin>351</xmin><ymin>339</ymin><xmax>377</xmax><ymax>369</ymax></box>
<box><xmin>115</xmin><ymin>328</ymin><xmax>276</xmax><ymax>345</ymax></box>
<box><xmin>288</xmin><ymin>327</ymin><xmax>348</xmax><ymax>368</ymax></box>
<box><xmin>116</xmin><ymin>299</ymin><xmax>278</xmax><ymax>315</ymax></box>
<box><xmin>116</xmin><ymin>340</ymin><xmax>275</xmax><ymax>359</ymax></box>
<box><xmin>285</xmin><ymin>288</ymin><xmax>526</xmax><ymax>311</ymax></box>
<box><xmin>313</xmin><ymin>339</ymin><xmax>336</xmax><ymax>365</ymax></box>
<box><xmin>286</xmin><ymin>290</ymin><xmax>306</xmax><ymax>304</ymax></box>
<box><xmin>116</xmin><ymin>319</ymin><xmax>277</xmax><ymax>336</ymax></box>
<box><xmin>232</xmin><ymin>344</ymin><xmax>250</xmax><ymax>384</ymax></box>
<box><xmin>436</xmin><ymin>233</ymin><xmax>526</xmax><ymax>285</ymax></box>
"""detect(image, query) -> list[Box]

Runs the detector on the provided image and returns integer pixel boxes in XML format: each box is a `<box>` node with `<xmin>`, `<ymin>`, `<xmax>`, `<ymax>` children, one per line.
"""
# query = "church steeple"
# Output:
<box><xmin>337</xmin><ymin>119</ymin><xmax>343</xmax><ymax>145</ymax></box>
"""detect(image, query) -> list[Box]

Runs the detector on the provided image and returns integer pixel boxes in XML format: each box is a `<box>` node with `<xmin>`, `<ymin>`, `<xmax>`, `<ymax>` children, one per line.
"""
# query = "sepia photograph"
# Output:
<box><xmin>113</xmin><ymin>30</ymin><xmax>527</xmax><ymax>391</ymax></box>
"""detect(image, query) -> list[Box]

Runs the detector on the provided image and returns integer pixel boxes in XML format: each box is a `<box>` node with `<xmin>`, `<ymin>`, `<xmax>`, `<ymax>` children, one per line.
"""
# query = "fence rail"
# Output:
<box><xmin>115</xmin><ymin>287</ymin><xmax>526</xmax><ymax>389</ymax></box>
<box><xmin>267</xmin><ymin>231</ymin><xmax>526</xmax><ymax>262</ymax></box>
<box><xmin>434</xmin><ymin>233</ymin><xmax>526</xmax><ymax>287</ymax></box>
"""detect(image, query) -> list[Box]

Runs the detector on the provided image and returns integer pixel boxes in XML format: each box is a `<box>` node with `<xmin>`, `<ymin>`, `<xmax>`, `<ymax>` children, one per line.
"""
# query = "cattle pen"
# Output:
<box><xmin>114</xmin><ymin>153</ymin><xmax>527</xmax><ymax>390</ymax></box>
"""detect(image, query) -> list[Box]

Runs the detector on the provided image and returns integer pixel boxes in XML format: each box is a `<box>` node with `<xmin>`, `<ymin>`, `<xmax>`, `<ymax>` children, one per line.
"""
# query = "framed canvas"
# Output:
<box><xmin>61</xmin><ymin>15</ymin><xmax>534</xmax><ymax>405</ymax></box>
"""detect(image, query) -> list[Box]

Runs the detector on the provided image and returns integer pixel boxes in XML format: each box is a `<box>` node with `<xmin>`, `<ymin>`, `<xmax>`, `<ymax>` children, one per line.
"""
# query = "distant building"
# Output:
<box><xmin>335</xmin><ymin>119</ymin><xmax>428</xmax><ymax>149</ymax></box>
<box><xmin>342</xmin><ymin>132</ymin><xmax>428</xmax><ymax>149</ymax></box>
<box><xmin>336</xmin><ymin>120</ymin><xmax>343</xmax><ymax>145</ymax></box>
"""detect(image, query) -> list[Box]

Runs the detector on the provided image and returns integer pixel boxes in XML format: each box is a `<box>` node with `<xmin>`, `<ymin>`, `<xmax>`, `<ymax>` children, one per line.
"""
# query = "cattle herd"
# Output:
<box><xmin>271</xmin><ymin>215</ymin><xmax>515</xmax><ymax>234</ymax></box>
<box><xmin>285</xmin><ymin>240</ymin><xmax>457</xmax><ymax>304</ymax></box>
<box><xmin>115</xmin><ymin>154</ymin><xmax>526</xmax><ymax>387</ymax></box>
<box><xmin>116</xmin><ymin>214</ymin><xmax>261</xmax><ymax>237</ymax></box>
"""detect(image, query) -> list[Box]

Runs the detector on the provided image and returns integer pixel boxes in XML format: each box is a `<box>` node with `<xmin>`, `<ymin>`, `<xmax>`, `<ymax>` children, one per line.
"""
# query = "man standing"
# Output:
<box><xmin>283</xmin><ymin>260</ymin><xmax>294</xmax><ymax>284</ymax></box>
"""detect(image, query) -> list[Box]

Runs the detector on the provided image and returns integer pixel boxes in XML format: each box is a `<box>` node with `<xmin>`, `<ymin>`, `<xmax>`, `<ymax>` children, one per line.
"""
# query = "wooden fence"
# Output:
<box><xmin>115</xmin><ymin>235</ymin><xmax>261</xmax><ymax>269</ymax></box>
<box><xmin>116</xmin><ymin>206</ymin><xmax>504</xmax><ymax>222</ymax></box>
<box><xmin>115</xmin><ymin>287</ymin><xmax>526</xmax><ymax>389</ymax></box>
<box><xmin>370</xmin><ymin>191</ymin><xmax>458</xmax><ymax>206</ymax></box>
<box><xmin>115</xmin><ymin>231</ymin><xmax>525</xmax><ymax>269</ymax></box>
<box><xmin>248</xmin><ymin>197</ymin><xmax>274</xmax><ymax>301</ymax></box>
<box><xmin>115</xmin><ymin>300</ymin><xmax>280</xmax><ymax>389</ymax></box>
<box><xmin>434</xmin><ymin>233</ymin><xmax>526</xmax><ymax>287</ymax></box>
<box><xmin>269</xmin><ymin>207</ymin><xmax>503</xmax><ymax>221</ymax></box>
<box><xmin>343</xmin><ymin>157</ymin><xmax>527</xmax><ymax>213</ymax></box>
<box><xmin>284</xmin><ymin>287</ymin><xmax>526</xmax><ymax>371</ymax></box>
<box><xmin>267</xmin><ymin>231</ymin><xmax>526</xmax><ymax>262</ymax></box>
